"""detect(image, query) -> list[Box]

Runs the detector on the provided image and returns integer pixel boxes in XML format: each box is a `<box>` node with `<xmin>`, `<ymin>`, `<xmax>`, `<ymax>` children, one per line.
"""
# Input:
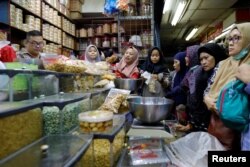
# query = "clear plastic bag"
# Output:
<box><xmin>98</xmin><ymin>88</ymin><xmax>130</xmax><ymax>113</ymax></box>
<box><xmin>165</xmin><ymin>132</ymin><xmax>225</xmax><ymax>167</ymax></box>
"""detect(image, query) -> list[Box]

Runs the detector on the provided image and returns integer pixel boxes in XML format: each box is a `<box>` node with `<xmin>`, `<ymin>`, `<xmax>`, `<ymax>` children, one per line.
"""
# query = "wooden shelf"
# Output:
<box><xmin>11</xmin><ymin>1</ymin><xmax>41</xmax><ymax>19</ymax></box>
<box><xmin>42</xmin><ymin>0</ymin><xmax>73</xmax><ymax>23</ymax></box>
<box><xmin>43</xmin><ymin>38</ymin><xmax>61</xmax><ymax>45</ymax></box>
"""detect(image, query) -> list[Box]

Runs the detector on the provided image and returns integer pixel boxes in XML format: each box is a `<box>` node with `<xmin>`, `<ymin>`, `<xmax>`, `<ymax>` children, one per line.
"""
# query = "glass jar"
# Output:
<box><xmin>94</xmin><ymin>37</ymin><xmax>101</xmax><ymax>47</ymax></box>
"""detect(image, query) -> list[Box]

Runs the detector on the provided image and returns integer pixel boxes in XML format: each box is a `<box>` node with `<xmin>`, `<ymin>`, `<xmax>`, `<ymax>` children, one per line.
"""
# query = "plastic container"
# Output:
<box><xmin>87</xmin><ymin>27</ymin><xmax>94</xmax><ymax>37</ymax></box>
<box><xmin>72</xmin><ymin>115</ymin><xmax>126</xmax><ymax>167</ymax></box>
<box><xmin>78</xmin><ymin>110</ymin><xmax>113</xmax><ymax>132</ymax></box>
<box><xmin>103</xmin><ymin>23</ymin><xmax>111</xmax><ymax>34</ymax></box>
<box><xmin>111</xmin><ymin>23</ymin><xmax>118</xmax><ymax>34</ymax></box>
<box><xmin>96</xmin><ymin>25</ymin><xmax>103</xmax><ymax>35</ymax></box>
<box><xmin>36</xmin><ymin>93</ymin><xmax>91</xmax><ymax>135</ymax></box>
<box><xmin>0</xmin><ymin>101</ymin><xmax>43</xmax><ymax>159</ymax></box>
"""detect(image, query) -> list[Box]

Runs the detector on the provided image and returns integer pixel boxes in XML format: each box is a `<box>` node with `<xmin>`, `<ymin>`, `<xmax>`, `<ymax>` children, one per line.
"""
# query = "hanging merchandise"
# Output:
<box><xmin>116</xmin><ymin>0</ymin><xmax>129</xmax><ymax>11</ymax></box>
<box><xmin>104</xmin><ymin>0</ymin><xmax>119</xmax><ymax>15</ymax></box>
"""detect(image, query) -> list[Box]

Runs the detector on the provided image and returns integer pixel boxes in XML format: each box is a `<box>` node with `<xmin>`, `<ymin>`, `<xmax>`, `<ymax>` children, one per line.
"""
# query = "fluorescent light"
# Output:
<box><xmin>185</xmin><ymin>28</ymin><xmax>198</xmax><ymax>41</ymax></box>
<box><xmin>171</xmin><ymin>0</ymin><xmax>187</xmax><ymax>26</ymax></box>
<box><xmin>163</xmin><ymin>0</ymin><xmax>172</xmax><ymax>14</ymax></box>
<box><xmin>222</xmin><ymin>23</ymin><xmax>235</xmax><ymax>32</ymax></box>
<box><xmin>214</xmin><ymin>30</ymin><xmax>230</xmax><ymax>41</ymax></box>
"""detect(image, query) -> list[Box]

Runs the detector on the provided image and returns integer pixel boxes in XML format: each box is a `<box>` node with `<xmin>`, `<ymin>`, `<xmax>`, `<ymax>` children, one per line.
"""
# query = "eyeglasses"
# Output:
<box><xmin>28</xmin><ymin>41</ymin><xmax>44</xmax><ymax>47</ymax></box>
<box><xmin>227</xmin><ymin>36</ymin><xmax>241</xmax><ymax>44</ymax></box>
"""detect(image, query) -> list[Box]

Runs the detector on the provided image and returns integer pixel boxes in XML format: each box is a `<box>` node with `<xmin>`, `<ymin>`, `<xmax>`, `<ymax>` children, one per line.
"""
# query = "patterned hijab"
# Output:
<box><xmin>116</xmin><ymin>47</ymin><xmax>139</xmax><ymax>78</ymax></box>
<box><xmin>186</xmin><ymin>45</ymin><xmax>200</xmax><ymax>68</ymax></box>
<box><xmin>140</xmin><ymin>47</ymin><xmax>167</xmax><ymax>74</ymax></box>
<box><xmin>85</xmin><ymin>44</ymin><xmax>101</xmax><ymax>63</ymax></box>
<box><xmin>208</xmin><ymin>22</ymin><xmax>250</xmax><ymax>99</ymax></box>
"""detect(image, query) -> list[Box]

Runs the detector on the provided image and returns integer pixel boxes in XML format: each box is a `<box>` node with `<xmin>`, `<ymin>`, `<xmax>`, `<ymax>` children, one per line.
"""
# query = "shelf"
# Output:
<box><xmin>62</xmin><ymin>45</ymin><xmax>75</xmax><ymax>50</ymax></box>
<box><xmin>42</xmin><ymin>18</ymin><xmax>61</xmax><ymax>29</ymax></box>
<box><xmin>62</xmin><ymin>30</ymin><xmax>75</xmax><ymax>38</ymax></box>
<box><xmin>43</xmin><ymin>38</ymin><xmax>61</xmax><ymax>45</ymax></box>
<box><xmin>42</xmin><ymin>0</ymin><xmax>74</xmax><ymax>23</ymax></box>
<box><xmin>118</xmin><ymin>15</ymin><xmax>152</xmax><ymax>20</ymax></box>
<box><xmin>11</xmin><ymin>1</ymin><xmax>41</xmax><ymax>19</ymax></box>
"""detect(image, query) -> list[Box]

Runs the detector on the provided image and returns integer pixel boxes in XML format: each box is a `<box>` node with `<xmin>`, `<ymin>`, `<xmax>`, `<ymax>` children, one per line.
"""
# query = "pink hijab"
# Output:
<box><xmin>116</xmin><ymin>47</ymin><xmax>139</xmax><ymax>77</ymax></box>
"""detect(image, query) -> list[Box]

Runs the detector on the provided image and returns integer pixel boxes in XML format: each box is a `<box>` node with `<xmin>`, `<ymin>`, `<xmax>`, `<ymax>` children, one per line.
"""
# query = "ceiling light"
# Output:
<box><xmin>171</xmin><ymin>0</ymin><xmax>187</xmax><ymax>26</ymax></box>
<box><xmin>163</xmin><ymin>0</ymin><xmax>172</xmax><ymax>14</ymax></box>
<box><xmin>185</xmin><ymin>27</ymin><xmax>198</xmax><ymax>41</ymax></box>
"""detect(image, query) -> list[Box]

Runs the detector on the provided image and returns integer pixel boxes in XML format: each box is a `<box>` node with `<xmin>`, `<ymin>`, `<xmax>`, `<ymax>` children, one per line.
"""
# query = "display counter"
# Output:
<box><xmin>0</xmin><ymin>134</ymin><xmax>93</xmax><ymax>167</ymax></box>
<box><xmin>71</xmin><ymin>115</ymin><xmax>126</xmax><ymax>167</ymax></box>
<box><xmin>0</xmin><ymin>101</ymin><xmax>43</xmax><ymax>159</ymax></box>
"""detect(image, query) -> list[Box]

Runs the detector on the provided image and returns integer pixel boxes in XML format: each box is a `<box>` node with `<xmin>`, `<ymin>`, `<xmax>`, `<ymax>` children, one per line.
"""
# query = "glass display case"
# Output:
<box><xmin>71</xmin><ymin>115</ymin><xmax>126</xmax><ymax>167</ymax></box>
<box><xmin>0</xmin><ymin>134</ymin><xmax>93</xmax><ymax>167</ymax></box>
<box><xmin>0</xmin><ymin>69</ymin><xmax>59</xmax><ymax>102</ymax></box>
<box><xmin>0</xmin><ymin>101</ymin><xmax>43</xmax><ymax>159</ymax></box>
<box><xmin>87</xmin><ymin>87</ymin><xmax>110</xmax><ymax>110</ymax></box>
<box><xmin>30</xmin><ymin>92</ymin><xmax>91</xmax><ymax>135</ymax></box>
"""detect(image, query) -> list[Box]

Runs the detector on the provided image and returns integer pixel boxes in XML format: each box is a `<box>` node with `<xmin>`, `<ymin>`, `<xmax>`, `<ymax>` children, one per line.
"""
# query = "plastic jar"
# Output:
<box><xmin>111</xmin><ymin>37</ymin><xmax>118</xmax><ymax>47</ymax></box>
<box><xmin>78</xmin><ymin>110</ymin><xmax>113</xmax><ymax>132</ymax></box>
<box><xmin>102</xmin><ymin>36</ymin><xmax>110</xmax><ymax>47</ymax></box>
<box><xmin>103</xmin><ymin>23</ymin><xmax>111</xmax><ymax>34</ymax></box>
<box><xmin>87</xmin><ymin>27</ymin><xmax>94</xmax><ymax>37</ymax></box>
<box><xmin>96</xmin><ymin>26</ymin><xmax>103</xmax><ymax>35</ymax></box>
<box><xmin>111</xmin><ymin>23</ymin><xmax>118</xmax><ymax>34</ymax></box>
<box><xmin>94</xmin><ymin>37</ymin><xmax>101</xmax><ymax>47</ymax></box>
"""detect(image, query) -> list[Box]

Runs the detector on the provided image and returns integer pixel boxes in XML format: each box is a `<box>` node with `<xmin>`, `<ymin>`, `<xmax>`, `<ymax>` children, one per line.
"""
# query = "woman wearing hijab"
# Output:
<box><xmin>166</xmin><ymin>51</ymin><xmax>188</xmax><ymax>109</ymax></box>
<box><xmin>84</xmin><ymin>44</ymin><xmax>101</xmax><ymax>63</ymax></box>
<box><xmin>140</xmin><ymin>47</ymin><xmax>168</xmax><ymax>97</ymax></box>
<box><xmin>176</xmin><ymin>43</ymin><xmax>228</xmax><ymax>132</ymax></box>
<box><xmin>204</xmin><ymin>22</ymin><xmax>250</xmax><ymax>150</ymax></box>
<box><xmin>114</xmin><ymin>46</ymin><xmax>140</xmax><ymax>79</ymax></box>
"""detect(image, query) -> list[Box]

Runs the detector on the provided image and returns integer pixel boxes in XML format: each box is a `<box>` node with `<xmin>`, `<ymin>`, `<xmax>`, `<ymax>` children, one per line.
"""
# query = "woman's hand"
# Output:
<box><xmin>175</xmin><ymin>123</ymin><xmax>192</xmax><ymax>132</ymax></box>
<box><xmin>204</xmin><ymin>95</ymin><xmax>217</xmax><ymax>112</ymax></box>
<box><xmin>151</xmin><ymin>74</ymin><xmax>158</xmax><ymax>80</ymax></box>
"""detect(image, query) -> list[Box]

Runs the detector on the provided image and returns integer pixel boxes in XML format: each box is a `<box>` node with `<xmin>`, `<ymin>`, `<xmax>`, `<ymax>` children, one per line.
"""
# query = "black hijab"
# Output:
<box><xmin>140</xmin><ymin>47</ymin><xmax>167</xmax><ymax>74</ymax></box>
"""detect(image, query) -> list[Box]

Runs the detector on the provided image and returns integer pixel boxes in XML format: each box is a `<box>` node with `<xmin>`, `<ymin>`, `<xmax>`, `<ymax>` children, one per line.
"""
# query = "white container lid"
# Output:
<box><xmin>78</xmin><ymin>110</ymin><xmax>113</xmax><ymax>123</ymax></box>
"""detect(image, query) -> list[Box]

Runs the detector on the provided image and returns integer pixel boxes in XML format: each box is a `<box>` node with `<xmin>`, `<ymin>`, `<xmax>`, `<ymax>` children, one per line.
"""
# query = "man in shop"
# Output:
<box><xmin>17</xmin><ymin>30</ymin><xmax>44</xmax><ymax>69</ymax></box>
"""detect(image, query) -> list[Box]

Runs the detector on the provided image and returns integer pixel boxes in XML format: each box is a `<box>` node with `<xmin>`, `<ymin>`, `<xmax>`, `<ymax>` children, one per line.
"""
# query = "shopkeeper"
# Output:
<box><xmin>17</xmin><ymin>30</ymin><xmax>44</xmax><ymax>69</ymax></box>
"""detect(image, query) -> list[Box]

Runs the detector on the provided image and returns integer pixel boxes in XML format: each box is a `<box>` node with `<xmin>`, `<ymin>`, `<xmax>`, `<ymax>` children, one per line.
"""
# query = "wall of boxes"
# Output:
<box><xmin>3</xmin><ymin>0</ymin><xmax>82</xmax><ymax>56</ymax></box>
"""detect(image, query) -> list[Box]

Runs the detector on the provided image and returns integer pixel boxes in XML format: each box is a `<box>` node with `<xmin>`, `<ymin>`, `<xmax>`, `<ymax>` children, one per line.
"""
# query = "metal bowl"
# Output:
<box><xmin>114</xmin><ymin>78</ymin><xmax>144</xmax><ymax>92</ymax></box>
<box><xmin>127</xmin><ymin>97</ymin><xmax>174</xmax><ymax>124</ymax></box>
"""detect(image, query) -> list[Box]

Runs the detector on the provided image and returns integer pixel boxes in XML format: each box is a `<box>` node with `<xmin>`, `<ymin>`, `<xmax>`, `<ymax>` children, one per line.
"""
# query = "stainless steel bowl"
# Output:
<box><xmin>127</xmin><ymin>97</ymin><xmax>174</xmax><ymax>124</ymax></box>
<box><xmin>114</xmin><ymin>78</ymin><xmax>144</xmax><ymax>92</ymax></box>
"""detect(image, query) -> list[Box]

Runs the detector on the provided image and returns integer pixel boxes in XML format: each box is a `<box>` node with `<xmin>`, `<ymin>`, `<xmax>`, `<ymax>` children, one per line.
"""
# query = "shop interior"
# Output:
<box><xmin>0</xmin><ymin>0</ymin><xmax>250</xmax><ymax>166</ymax></box>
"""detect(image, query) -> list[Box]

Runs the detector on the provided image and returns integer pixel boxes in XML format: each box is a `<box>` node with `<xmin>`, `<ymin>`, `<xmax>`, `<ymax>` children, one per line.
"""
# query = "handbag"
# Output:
<box><xmin>216</xmin><ymin>79</ymin><xmax>250</xmax><ymax>132</ymax></box>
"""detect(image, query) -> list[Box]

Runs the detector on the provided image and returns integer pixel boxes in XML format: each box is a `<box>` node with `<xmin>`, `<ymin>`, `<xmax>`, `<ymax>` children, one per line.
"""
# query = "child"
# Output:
<box><xmin>114</xmin><ymin>46</ymin><xmax>140</xmax><ymax>79</ymax></box>
<box><xmin>140</xmin><ymin>47</ymin><xmax>168</xmax><ymax>97</ymax></box>
<box><xmin>84</xmin><ymin>44</ymin><xmax>101</xmax><ymax>63</ymax></box>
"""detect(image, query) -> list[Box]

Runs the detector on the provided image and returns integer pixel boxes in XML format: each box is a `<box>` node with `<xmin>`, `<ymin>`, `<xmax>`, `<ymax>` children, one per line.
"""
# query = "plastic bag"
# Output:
<box><xmin>98</xmin><ymin>88</ymin><xmax>130</xmax><ymax>113</ymax></box>
<box><xmin>165</xmin><ymin>132</ymin><xmax>225</xmax><ymax>167</ymax></box>
<box><xmin>104</xmin><ymin>0</ymin><xmax>119</xmax><ymax>15</ymax></box>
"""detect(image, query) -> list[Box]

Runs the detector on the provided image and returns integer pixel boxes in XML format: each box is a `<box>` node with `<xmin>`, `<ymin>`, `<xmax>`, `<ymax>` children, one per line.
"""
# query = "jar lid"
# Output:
<box><xmin>78</xmin><ymin>110</ymin><xmax>113</xmax><ymax>122</ymax></box>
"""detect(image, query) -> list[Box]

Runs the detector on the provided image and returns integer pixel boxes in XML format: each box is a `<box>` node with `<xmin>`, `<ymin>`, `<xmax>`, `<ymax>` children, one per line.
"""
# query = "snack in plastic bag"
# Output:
<box><xmin>98</xmin><ymin>88</ymin><xmax>130</xmax><ymax>113</ymax></box>
<box><xmin>148</xmin><ymin>78</ymin><xmax>156</xmax><ymax>93</ymax></box>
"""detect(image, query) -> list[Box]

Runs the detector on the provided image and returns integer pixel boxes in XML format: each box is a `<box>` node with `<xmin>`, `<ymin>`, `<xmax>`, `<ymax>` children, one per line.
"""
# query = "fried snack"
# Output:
<box><xmin>94</xmin><ymin>79</ymin><xmax>110</xmax><ymax>88</ymax></box>
<box><xmin>98</xmin><ymin>94</ymin><xmax>126</xmax><ymax>113</ymax></box>
<box><xmin>101</xmin><ymin>74</ymin><xmax>116</xmax><ymax>81</ymax></box>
